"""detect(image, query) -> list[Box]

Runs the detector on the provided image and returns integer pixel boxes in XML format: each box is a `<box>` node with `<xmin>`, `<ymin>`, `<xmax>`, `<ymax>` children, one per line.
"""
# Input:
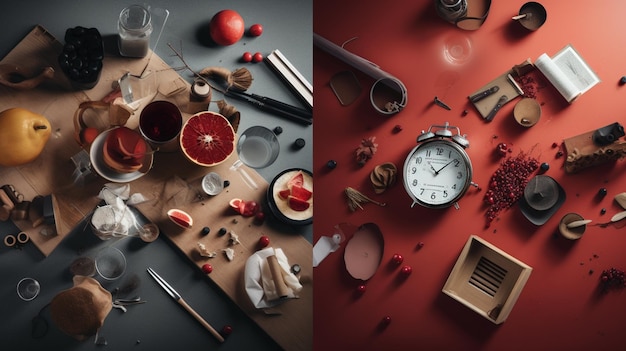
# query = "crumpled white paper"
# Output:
<box><xmin>244</xmin><ymin>247</ymin><xmax>302</xmax><ymax>309</ymax></box>
<box><xmin>91</xmin><ymin>184</ymin><xmax>149</xmax><ymax>240</ymax></box>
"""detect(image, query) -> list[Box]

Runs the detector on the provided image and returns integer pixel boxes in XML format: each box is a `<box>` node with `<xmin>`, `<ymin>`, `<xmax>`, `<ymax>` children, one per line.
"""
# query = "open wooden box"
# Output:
<box><xmin>442</xmin><ymin>235</ymin><xmax>532</xmax><ymax>324</ymax></box>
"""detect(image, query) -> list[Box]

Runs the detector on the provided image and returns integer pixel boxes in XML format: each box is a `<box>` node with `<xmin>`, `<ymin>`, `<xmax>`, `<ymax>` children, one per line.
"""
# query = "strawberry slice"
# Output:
<box><xmin>288</xmin><ymin>195</ymin><xmax>310</xmax><ymax>211</ymax></box>
<box><xmin>290</xmin><ymin>185</ymin><xmax>312</xmax><ymax>201</ymax></box>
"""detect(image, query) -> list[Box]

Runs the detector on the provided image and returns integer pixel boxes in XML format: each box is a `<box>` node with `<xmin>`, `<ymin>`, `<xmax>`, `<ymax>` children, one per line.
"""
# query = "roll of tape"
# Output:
<box><xmin>4</xmin><ymin>234</ymin><xmax>16</xmax><ymax>247</ymax></box>
<box><xmin>17</xmin><ymin>231</ymin><xmax>29</xmax><ymax>244</ymax></box>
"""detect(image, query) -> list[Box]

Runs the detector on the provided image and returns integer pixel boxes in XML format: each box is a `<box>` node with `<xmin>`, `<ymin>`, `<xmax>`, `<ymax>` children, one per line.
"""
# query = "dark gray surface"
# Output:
<box><xmin>0</xmin><ymin>1</ymin><xmax>311</xmax><ymax>350</ymax></box>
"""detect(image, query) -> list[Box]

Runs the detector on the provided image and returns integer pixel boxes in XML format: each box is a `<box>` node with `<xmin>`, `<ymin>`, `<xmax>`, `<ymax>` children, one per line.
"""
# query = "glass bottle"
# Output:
<box><xmin>118</xmin><ymin>5</ymin><xmax>153</xmax><ymax>58</ymax></box>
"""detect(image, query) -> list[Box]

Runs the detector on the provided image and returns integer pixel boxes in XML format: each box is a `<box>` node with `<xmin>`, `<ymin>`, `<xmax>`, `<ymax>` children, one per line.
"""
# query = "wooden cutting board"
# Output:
<box><xmin>0</xmin><ymin>25</ymin><xmax>312</xmax><ymax>351</ymax></box>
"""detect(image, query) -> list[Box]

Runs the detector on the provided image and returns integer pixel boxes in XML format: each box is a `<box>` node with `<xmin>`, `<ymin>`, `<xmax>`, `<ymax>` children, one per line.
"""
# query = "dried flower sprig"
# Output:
<box><xmin>345</xmin><ymin>187</ymin><xmax>386</xmax><ymax>212</ymax></box>
<box><xmin>355</xmin><ymin>136</ymin><xmax>378</xmax><ymax>166</ymax></box>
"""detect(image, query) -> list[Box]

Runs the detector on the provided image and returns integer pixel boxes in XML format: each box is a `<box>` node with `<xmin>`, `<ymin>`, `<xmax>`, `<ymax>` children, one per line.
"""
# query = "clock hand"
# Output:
<box><xmin>435</xmin><ymin>159</ymin><xmax>455</xmax><ymax>174</ymax></box>
<box><xmin>428</xmin><ymin>161</ymin><xmax>438</xmax><ymax>175</ymax></box>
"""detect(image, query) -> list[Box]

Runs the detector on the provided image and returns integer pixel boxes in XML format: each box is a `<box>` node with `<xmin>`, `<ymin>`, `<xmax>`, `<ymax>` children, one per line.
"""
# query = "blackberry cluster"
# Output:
<box><xmin>58</xmin><ymin>26</ymin><xmax>103</xmax><ymax>89</ymax></box>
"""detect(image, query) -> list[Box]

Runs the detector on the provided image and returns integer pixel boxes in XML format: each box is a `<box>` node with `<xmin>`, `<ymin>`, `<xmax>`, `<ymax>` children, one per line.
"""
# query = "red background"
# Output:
<box><xmin>313</xmin><ymin>1</ymin><xmax>626</xmax><ymax>350</ymax></box>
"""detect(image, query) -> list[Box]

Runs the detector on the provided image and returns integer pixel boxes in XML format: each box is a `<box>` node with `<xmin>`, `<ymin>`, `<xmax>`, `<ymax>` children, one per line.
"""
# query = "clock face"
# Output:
<box><xmin>403</xmin><ymin>139</ymin><xmax>473</xmax><ymax>208</ymax></box>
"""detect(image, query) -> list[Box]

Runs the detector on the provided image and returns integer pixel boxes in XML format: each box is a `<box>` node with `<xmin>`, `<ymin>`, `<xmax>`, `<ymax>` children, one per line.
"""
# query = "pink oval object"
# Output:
<box><xmin>344</xmin><ymin>223</ymin><xmax>384</xmax><ymax>280</ymax></box>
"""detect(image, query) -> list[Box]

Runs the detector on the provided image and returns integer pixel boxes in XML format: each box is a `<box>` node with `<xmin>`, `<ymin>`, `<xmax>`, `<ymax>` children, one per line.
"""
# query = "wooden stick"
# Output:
<box><xmin>177</xmin><ymin>298</ymin><xmax>225</xmax><ymax>343</ymax></box>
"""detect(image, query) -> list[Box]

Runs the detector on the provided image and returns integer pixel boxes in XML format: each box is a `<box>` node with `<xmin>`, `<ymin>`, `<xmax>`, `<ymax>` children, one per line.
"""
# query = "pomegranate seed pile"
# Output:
<box><xmin>483</xmin><ymin>152</ymin><xmax>539</xmax><ymax>227</ymax></box>
<box><xmin>599</xmin><ymin>267</ymin><xmax>626</xmax><ymax>292</ymax></box>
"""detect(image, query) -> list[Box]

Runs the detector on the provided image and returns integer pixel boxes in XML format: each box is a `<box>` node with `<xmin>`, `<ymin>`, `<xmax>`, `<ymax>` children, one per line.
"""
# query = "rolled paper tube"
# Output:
<box><xmin>266</xmin><ymin>254</ymin><xmax>290</xmax><ymax>299</ymax></box>
<box><xmin>314</xmin><ymin>33</ymin><xmax>407</xmax><ymax>113</ymax></box>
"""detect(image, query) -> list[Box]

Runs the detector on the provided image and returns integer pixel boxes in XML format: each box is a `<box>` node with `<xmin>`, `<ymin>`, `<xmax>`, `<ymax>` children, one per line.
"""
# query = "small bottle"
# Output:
<box><xmin>187</xmin><ymin>78</ymin><xmax>212</xmax><ymax>114</ymax></box>
<box><xmin>118</xmin><ymin>5</ymin><xmax>153</xmax><ymax>58</ymax></box>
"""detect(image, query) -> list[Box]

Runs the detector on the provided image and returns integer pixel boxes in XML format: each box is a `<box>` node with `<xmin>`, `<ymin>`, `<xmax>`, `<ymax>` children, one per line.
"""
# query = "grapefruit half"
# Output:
<box><xmin>180</xmin><ymin>111</ymin><xmax>235</xmax><ymax>167</ymax></box>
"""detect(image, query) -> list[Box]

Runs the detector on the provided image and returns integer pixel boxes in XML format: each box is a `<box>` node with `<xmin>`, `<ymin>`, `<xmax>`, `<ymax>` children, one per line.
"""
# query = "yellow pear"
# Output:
<box><xmin>0</xmin><ymin>107</ymin><xmax>51</xmax><ymax>167</ymax></box>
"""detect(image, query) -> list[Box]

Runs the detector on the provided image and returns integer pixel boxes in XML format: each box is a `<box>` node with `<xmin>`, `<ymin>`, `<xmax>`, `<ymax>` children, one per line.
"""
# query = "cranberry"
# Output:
<box><xmin>380</xmin><ymin>315</ymin><xmax>392</xmax><ymax>327</ymax></box>
<box><xmin>254</xmin><ymin>211</ymin><xmax>265</xmax><ymax>224</ymax></box>
<box><xmin>416</xmin><ymin>241</ymin><xmax>425</xmax><ymax>249</ymax></box>
<box><xmin>201</xmin><ymin>263</ymin><xmax>213</xmax><ymax>274</ymax></box>
<box><xmin>258</xmin><ymin>235</ymin><xmax>270</xmax><ymax>249</ymax></box>
<box><xmin>252</xmin><ymin>52</ymin><xmax>263</xmax><ymax>63</ymax></box>
<box><xmin>496</xmin><ymin>143</ymin><xmax>508</xmax><ymax>157</ymax></box>
<box><xmin>248</xmin><ymin>24</ymin><xmax>263</xmax><ymax>37</ymax></box>
<box><xmin>221</xmin><ymin>325</ymin><xmax>233</xmax><ymax>336</ymax></box>
<box><xmin>391</xmin><ymin>253</ymin><xmax>404</xmax><ymax>265</ymax></box>
<box><xmin>241</xmin><ymin>52</ymin><xmax>252</xmax><ymax>63</ymax></box>
<box><xmin>400</xmin><ymin>265</ymin><xmax>412</xmax><ymax>276</ymax></box>
<box><xmin>356</xmin><ymin>284</ymin><xmax>366</xmax><ymax>294</ymax></box>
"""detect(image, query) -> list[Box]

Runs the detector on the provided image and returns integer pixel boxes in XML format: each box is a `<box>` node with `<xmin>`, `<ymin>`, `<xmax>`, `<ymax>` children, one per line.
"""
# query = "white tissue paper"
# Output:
<box><xmin>244</xmin><ymin>247</ymin><xmax>302</xmax><ymax>308</ymax></box>
<box><xmin>91</xmin><ymin>184</ymin><xmax>149</xmax><ymax>239</ymax></box>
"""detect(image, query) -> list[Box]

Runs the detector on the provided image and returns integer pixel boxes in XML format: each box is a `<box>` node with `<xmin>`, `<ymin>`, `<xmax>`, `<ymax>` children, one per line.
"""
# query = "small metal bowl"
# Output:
<box><xmin>518</xmin><ymin>2</ymin><xmax>547</xmax><ymax>31</ymax></box>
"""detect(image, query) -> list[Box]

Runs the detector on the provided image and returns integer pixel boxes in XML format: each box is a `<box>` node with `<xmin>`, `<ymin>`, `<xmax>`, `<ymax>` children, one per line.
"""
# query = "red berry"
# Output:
<box><xmin>258</xmin><ymin>235</ymin><xmax>270</xmax><ymax>248</ymax></box>
<box><xmin>391</xmin><ymin>253</ymin><xmax>404</xmax><ymax>265</ymax></box>
<box><xmin>254</xmin><ymin>211</ymin><xmax>265</xmax><ymax>224</ymax></box>
<box><xmin>201</xmin><ymin>263</ymin><xmax>213</xmax><ymax>274</ymax></box>
<box><xmin>242</xmin><ymin>52</ymin><xmax>252</xmax><ymax>62</ymax></box>
<box><xmin>356</xmin><ymin>284</ymin><xmax>366</xmax><ymax>294</ymax></box>
<box><xmin>252</xmin><ymin>52</ymin><xmax>263</xmax><ymax>63</ymax></box>
<box><xmin>417</xmin><ymin>241</ymin><xmax>425</xmax><ymax>249</ymax></box>
<box><xmin>400</xmin><ymin>265</ymin><xmax>412</xmax><ymax>276</ymax></box>
<box><xmin>249</xmin><ymin>23</ymin><xmax>263</xmax><ymax>37</ymax></box>
<box><xmin>381</xmin><ymin>315</ymin><xmax>392</xmax><ymax>326</ymax></box>
<box><xmin>221</xmin><ymin>325</ymin><xmax>233</xmax><ymax>336</ymax></box>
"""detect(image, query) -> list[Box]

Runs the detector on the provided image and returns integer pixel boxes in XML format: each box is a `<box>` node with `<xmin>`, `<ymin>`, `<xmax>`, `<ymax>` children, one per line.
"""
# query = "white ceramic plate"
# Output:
<box><xmin>89</xmin><ymin>128</ymin><xmax>153</xmax><ymax>183</ymax></box>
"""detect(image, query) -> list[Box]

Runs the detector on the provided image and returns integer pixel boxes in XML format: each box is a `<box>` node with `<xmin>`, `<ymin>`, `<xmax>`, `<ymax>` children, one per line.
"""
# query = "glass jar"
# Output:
<box><xmin>118</xmin><ymin>5</ymin><xmax>153</xmax><ymax>58</ymax></box>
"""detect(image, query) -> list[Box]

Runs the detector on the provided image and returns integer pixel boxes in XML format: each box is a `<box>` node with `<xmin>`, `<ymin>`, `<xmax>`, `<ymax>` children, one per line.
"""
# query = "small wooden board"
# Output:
<box><xmin>469</xmin><ymin>70</ymin><xmax>522</xmax><ymax>120</ymax></box>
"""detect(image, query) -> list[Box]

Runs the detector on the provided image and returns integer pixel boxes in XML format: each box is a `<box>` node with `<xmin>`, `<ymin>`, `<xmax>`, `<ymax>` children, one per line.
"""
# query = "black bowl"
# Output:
<box><xmin>266</xmin><ymin>168</ymin><xmax>313</xmax><ymax>226</ymax></box>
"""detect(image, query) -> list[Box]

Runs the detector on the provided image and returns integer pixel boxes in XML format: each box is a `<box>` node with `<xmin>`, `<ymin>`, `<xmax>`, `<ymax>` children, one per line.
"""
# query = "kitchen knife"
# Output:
<box><xmin>147</xmin><ymin>267</ymin><xmax>225</xmax><ymax>343</ymax></box>
<box><xmin>469</xmin><ymin>86</ymin><xmax>499</xmax><ymax>103</ymax></box>
<box><xmin>484</xmin><ymin>95</ymin><xmax>508</xmax><ymax>122</ymax></box>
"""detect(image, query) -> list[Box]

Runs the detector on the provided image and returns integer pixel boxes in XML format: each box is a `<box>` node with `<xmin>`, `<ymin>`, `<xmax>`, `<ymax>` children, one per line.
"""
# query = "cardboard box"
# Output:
<box><xmin>442</xmin><ymin>235</ymin><xmax>532</xmax><ymax>324</ymax></box>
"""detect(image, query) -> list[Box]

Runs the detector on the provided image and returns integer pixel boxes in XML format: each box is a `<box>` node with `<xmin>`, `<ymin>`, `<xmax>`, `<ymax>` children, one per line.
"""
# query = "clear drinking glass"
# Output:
<box><xmin>95</xmin><ymin>246</ymin><xmax>127</xmax><ymax>280</ymax></box>
<box><xmin>118</xmin><ymin>4</ymin><xmax>153</xmax><ymax>58</ymax></box>
<box><xmin>237</xmin><ymin>126</ymin><xmax>280</xmax><ymax>169</ymax></box>
<box><xmin>17</xmin><ymin>277</ymin><xmax>40</xmax><ymax>301</ymax></box>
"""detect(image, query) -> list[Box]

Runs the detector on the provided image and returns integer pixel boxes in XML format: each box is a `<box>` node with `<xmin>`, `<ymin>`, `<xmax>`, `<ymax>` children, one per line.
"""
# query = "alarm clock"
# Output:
<box><xmin>402</xmin><ymin>123</ymin><xmax>474</xmax><ymax>209</ymax></box>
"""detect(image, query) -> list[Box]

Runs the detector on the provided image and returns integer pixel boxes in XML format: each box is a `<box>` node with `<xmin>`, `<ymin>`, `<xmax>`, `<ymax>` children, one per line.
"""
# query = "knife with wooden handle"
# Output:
<box><xmin>484</xmin><ymin>95</ymin><xmax>508</xmax><ymax>122</ymax></box>
<box><xmin>469</xmin><ymin>86</ymin><xmax>499</xmax><ymax>103</ymax></box>
<box><xmin>148</xmin><ymin>267</ymin><xmax>225</xmax><ymax>343</ymax></box>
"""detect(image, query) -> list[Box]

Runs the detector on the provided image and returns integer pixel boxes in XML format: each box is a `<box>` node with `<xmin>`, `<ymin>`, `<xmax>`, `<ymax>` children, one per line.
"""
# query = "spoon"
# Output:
<box><xmin>512</xmin><ymin>13</ymin><xmax>531</xmax><ymax>20</ymax></box>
